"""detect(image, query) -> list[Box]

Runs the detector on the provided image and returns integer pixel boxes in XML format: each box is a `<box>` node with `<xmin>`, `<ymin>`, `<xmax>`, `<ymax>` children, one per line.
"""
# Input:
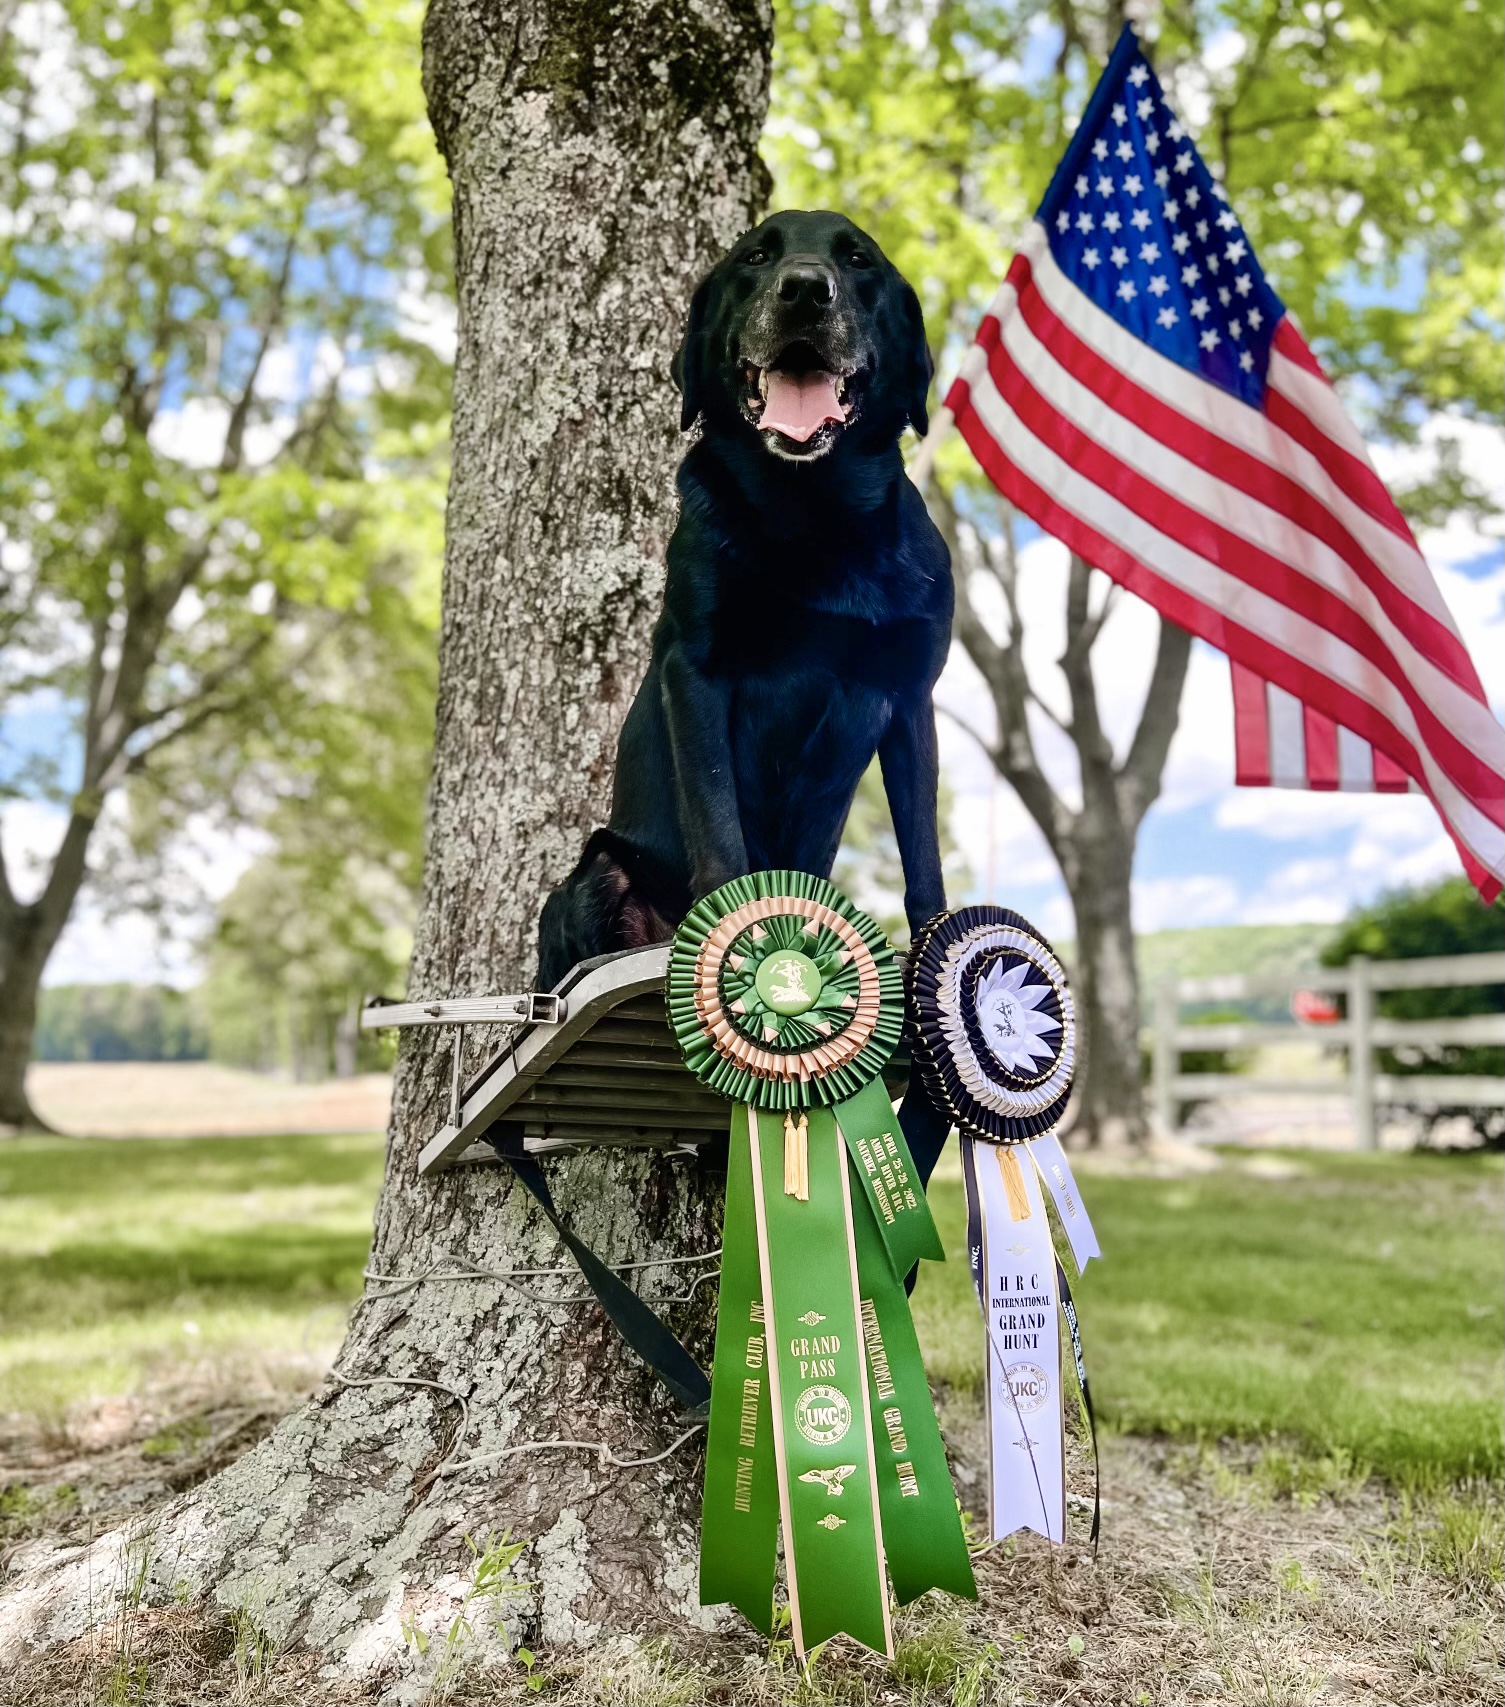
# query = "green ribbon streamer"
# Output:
<box><xmin>835</xmin><ymin>1077</ymin><xmax>945</xmax><ymax>1279</ymax></box>
<box><xmin>699</xmin><ymin>1102</ymin><xmax>974</xmax><ymax>1652</ymax></box>
<box><xmin>751</xmin><ymin>1105</ymin><xmax>891</xmax><ymax>1656</ymax></box>
<box><xmin>699</xmin><ymin>1105</ymin><xmax>778</xmax><ymax>1634</ymax></box>
<box><xmin>849</xmin><ymin>1173</ymin><xmax>978</xmax><ymax>1606</ymax></box>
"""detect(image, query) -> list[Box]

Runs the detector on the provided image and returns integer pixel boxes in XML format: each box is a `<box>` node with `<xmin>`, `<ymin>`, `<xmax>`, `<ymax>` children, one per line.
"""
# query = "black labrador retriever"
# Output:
<box><xmin>537</xmin><ymin>210</ymin><xmax>955</xmax><ymax>1181</ymax></box>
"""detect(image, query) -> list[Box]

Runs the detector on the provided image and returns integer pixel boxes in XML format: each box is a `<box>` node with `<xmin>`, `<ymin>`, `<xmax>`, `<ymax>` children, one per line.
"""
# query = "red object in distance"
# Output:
<box><xmin>1292</xmin><ymin>988</ymin><xmax>1342</xmax><ymax>1025</ymax></box>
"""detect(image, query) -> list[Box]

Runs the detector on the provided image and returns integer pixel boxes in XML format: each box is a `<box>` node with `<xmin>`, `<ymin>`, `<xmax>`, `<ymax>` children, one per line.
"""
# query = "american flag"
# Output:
<box><xmin>941</xmin><ymin>25</ymin><xmax>1505</xmax><ymax>902</ymax></box>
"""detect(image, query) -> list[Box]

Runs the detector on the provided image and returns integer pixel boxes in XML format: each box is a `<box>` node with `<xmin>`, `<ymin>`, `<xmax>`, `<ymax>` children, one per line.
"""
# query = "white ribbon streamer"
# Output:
<box><xmin>1027</xmin><ymin>1131</ymin><xmax>1101</xmax><ymax>1272</ymax></box>
<box><xmin>966</xmin><ymin>1138</ymin><xmax>1065</xmax><ymax>1543</ymax></box>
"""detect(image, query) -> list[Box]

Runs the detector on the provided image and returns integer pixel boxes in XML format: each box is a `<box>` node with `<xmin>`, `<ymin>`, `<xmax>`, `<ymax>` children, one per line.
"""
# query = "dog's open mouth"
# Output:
<box><xmin>741</xmin><ymin>341</ymin><xmax>858</xmax><ymax>455</ymax></box>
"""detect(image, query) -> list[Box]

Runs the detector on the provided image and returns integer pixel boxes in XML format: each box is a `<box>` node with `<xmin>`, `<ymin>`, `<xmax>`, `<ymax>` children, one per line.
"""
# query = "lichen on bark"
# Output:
<box><xmin>0</xmin><ymin>0</ymin><xmax>771</xmax><ymax>1683</ymax></box>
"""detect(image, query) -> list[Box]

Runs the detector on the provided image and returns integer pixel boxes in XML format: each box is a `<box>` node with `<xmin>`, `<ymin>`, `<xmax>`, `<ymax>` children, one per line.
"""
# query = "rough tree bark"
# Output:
<box><xmin>937</xmin><ymin>492</ymin><xmax>1191</xmax><ymax>1150</ymax></box>
<box><xmin>0</xmin><ymin>0</ymin><xmax>770</xmax><ymax>1686</ymax></box>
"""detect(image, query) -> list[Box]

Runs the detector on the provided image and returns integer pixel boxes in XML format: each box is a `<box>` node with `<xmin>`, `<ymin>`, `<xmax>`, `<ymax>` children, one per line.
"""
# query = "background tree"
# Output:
<box><xmin>0</xmin><ymin>0</ymin><xmax>451</xmax><ymax>1129</ymax></box>
<box><xmin>0</xmin><ymin>0</ymin><xmax>773</xmax><ymax>1675</ymax></box>
<box><xmin>769</xmin><ymin>0</ymin><xmax>1503</xmax><ymax>1145</ymax></box>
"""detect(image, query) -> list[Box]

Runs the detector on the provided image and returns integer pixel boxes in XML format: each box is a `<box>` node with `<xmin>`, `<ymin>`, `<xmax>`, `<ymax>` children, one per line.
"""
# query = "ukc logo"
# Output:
<box><xmin>794</xmin><ymin>1384</ymin><xmax>852</xmax><ymax>1446</ymax></box>
<box><xmin>1003</xmin><ymin>1362</ymin><xmax>1051</xmax><ymax>1414</ymax></box>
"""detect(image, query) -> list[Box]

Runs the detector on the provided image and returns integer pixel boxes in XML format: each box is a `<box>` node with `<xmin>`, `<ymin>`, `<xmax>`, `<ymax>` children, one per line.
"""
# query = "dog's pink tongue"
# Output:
<box><xmin>761</xmin><ymin>369</ymin><xmax>842</xmax><ymax>442</ymax></box>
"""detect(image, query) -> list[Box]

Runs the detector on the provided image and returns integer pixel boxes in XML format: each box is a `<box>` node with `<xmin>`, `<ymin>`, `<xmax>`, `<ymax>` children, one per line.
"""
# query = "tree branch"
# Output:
<box><xmin>1117</xmin><ymin>615</ymin><xmax>1193</xmax><ymax>828</ymax></box>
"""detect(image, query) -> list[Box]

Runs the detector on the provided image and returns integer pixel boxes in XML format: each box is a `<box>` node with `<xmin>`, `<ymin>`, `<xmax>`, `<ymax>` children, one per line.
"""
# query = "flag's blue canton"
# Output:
<box><xmin>1036</xmin><ymin>30</ymin><xmax>1285</xmax><ymax>409</ymax></box>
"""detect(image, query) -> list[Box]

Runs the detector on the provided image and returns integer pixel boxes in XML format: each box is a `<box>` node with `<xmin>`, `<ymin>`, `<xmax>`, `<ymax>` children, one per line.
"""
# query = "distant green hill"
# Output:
<box><xmin>1055</xmin><ymin>923</ymin><xmax>1333</xmax><ymax>1023</ymax></box>
<box><xmin>1133</xmin><ymin>923</ymin><xmax>1331</xmax><ymax>989</ymax></box>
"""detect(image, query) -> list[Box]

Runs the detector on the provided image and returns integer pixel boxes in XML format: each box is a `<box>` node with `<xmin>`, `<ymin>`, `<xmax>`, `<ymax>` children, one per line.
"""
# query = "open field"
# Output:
<box><xmin>1</xmin><ymin>1132</ymin><xmax>1500</xmax><ymax>1704</ymax></box>
<box><xmin>25</xmin><ymin>1064</ymin><xmax>393</xmax><ymax>1139</ymax></box>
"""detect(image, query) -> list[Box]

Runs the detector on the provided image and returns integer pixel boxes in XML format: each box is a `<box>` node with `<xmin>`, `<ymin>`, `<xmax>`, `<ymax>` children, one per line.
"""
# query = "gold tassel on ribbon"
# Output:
<box><xmin>783</xmin><ymin>1111</ymin><xmax>809</xmax><ymax>1201</ymax></box>
<box><xmin>997</xmin><ymin>1146</ymin><xmax>1032</xmax><ymax>1221</ymax></box>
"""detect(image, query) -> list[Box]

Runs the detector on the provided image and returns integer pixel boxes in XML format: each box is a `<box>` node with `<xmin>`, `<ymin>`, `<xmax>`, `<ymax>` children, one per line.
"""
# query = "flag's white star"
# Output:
<box><xmin>1185</xmin><ymin>185</ymin><xmax>1202</xmax><ymax>209</ymax></box>
<box><xmin>1206</xmin><ymin>251</ymin><xmax>1221</xmax><ymax>274</ymax></box>
<box><xmin>1213</xmin><ymin>179</ymin><xmax>1229</xmax><ymax>200</ymax></box>
<box><xmin>1219</xmin><ymin>209</ymin><xmax>1239</xmax><ymax>230</ymax></box>
<box><xmin>1097</xmin><ymin>174</ymin><xmax>1114</xmax><ymax>196</ymax></box>
<box><xmin>1137</xmin><ymin>97</ymin><xmax>1154</xmax><ymax>120</ymax></box>
<box><xmin>1145</xmin><ymin>131</ymin><xmax>1161</xmax><ymax>155</ymax></box>
<box><xmin>1093</xmin><ymin>139</ymin><xmax>1108</xmax><ymax>160</ymax></box>
<box><xmin>1229</xmin><ymin>317</ymin><xmax>1243</xmax><ymax>338</ymax></box>
<box><xmin>1110</xmin><ymin>245</ymin><xmax>1129</xmax><ymax>267</ymax></box>
<box><xmin>1140</xmin><ymin>241</ymin><xmax>1161</xmax><ymax>263</ymax></box>
<box><xmin>1196</xmin><ymin>219</ymin><xmax>1211</xmax><ymax>241</ymax></box>
<box><xmin>1077</xmin><ymin>210</ymin><xmax>1095</xmax><ymax>233</ymax></box>
<box><xmin>1128</xmin><ymin>62</ymin><xmax>1150</xmax><ymax>86</ymax></box>
<box><xmin>1116</xmin><ymin>138</ymin><xmax>1135</xmax><ymax>161</ymax></box>
<box><xmin>1148</xmin><ymin>273</ymin><xmax>1169</xmax><ymax>296</ymax></box>
<box><xmin>1181</xmin><ymin>262</ymin><xmax>1201</xmax><ymax>286</ymax></box>
<box><xmin>1163</xmin><ymin>198</ymin><xmax>1180</xmax><ymax>221</ymax></box>
<box><xmin>1112</xmin><ymin>101</ymin><xmax>1127</xmax><ymax>125</ymax></box>
<box><xmin>1226</xmin><ymin>238</ymin><xmax>1247</xmax><ymax>262</ymax></box>
<box><xmin>1247</xmin><ymin>307</ymin><xmax>1264</xmax><ymax>329</ymax></box>
<box><xmin>1171</xmin><ymin>230</ymin><xmax>1191</xmax><ymax>254</ymax></box>
<box><xmin>1076</xmin><ymin>174</ymin><xmax>1090</xmax><ymax>197</ymax></box>
<box><xmin>1131</xmin><ymin>207</ymin><xmax>1151</xmax><ymax>230</ymax></box>
<box><xmin>1118</xmin><ymin>279</ymin><xmax>1137</xmax><ymax>302</ymax></box>
<box><xmin>1157</xmin><ymin>306</ymin><xmax>1179</xmax><ymax>328</ymax></box>
<box><xmin>1239</xmin><ymin>350</ymin><xmax>1255</xmax><ymax>371</ymax></box>
<box><xmin>1218</xmin><ymin>285</ymin><xmax>1232</xmax><ymax>306</ymax></box>
<box><xmin>1057</xmin><ymin>211</ymin><xmax>1071</xmax><ymax>233</ymax></box>
<box><xmin>1168</xmin><ymin>118</ymin><xmax>1185</xmax><ymax>140</ymax></box>
<box><xmin>1154</xmin><ymin>166</ymin><xmax>1170</xmax><ymax>189</ymax></box>
<box><xmin>1081</xmin><ymin>247</ymin><xmax>1100</xmax><ymax>269</ymax></box>
<box><xmin>1103</xmin><ymin>209</ymin><xmax>1122</xmax><ymax>232</ymax></box>
<box><xmin>1124</xmin><ymin>173</ymin><xmax>1143</xmax><ymax>195</ymax></box>
<box><xmin>1190</xmin><ymin>295</ymin><xmax>1210</xmax><ymax>319</ymax></box>
<box><xmin>1175</xmin><ymin>150</ymin><xmax>1194</xmax><ymax>174</ymax></box>
<box><xmin>1235</xmin><ymin>272</ymin><xmax>1253</xmax><ymax>296</ymax></box>
<box><xmin>1199</xmin><ymin>327</ymin><xmax>1220</xmax><ymax>351</ymax></box>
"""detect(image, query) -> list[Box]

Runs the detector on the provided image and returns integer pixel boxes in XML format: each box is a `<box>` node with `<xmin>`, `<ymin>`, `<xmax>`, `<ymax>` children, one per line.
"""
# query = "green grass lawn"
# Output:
<box><xmin>0</xmin><ymin>1132</ymin><xmax>386</xmax><ymax>1427</ymax></box>
<box><xmin>2</xmin><ymin>1134</ymin><xmax>1500</xmax><ymax>1488</ymax></box>
<box><xmin>914</xmin><ymin>1149</ymin><xmax>1505</xmax><ymax>1483</ymax></box>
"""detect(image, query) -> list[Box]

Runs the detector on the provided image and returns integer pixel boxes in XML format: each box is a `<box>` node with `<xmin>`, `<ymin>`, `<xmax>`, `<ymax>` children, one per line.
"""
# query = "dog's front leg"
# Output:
<box><xmin>879</xmin><ymin>700</ymin><xmax>947</xmax><ymax>934</ymax></box>
<box><xmin>661</xmin><ymin>646</ymin><xmax>749</xmax><ymax>897</ymax></box>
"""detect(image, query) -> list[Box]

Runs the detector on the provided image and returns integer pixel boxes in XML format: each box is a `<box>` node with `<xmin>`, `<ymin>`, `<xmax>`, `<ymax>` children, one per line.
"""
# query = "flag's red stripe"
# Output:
<box><xmin>1303</xmin><ymin>704</ymin><xmax>1340</xmax><ymax>790</ymax></box>
<box><xmin>972</xmin><ymin>329</ymin><xmax>1503</xmax><ymax>819</ymax></box>
<box><xmin>1005</xmin><ymin>262</ymin><xmax>1483</xmax><ymax>698</ymax></box>
<box><xmin>1268</xmin><ymin>320</ymin><xmax>1420</xmax><ymax>547</ymax></box>
<box><xmin>1230</xmin><ymin>662</ymin><xmax>1271</xmax><ymax>786</ymax></box>
<box><xmin>1373</xmin><ymin>747</ymin><xmax>1410</xmax><ymax>793</ymax></box>
<box><xmin>1270</xmin><ymin>316</ymin><xmax>1325</xmax><ymax>378</ymax></box>
<box><xmin>948</xmin><ymin>390</ymin><xmax>1502</xmax><ymax>903</ymax></box>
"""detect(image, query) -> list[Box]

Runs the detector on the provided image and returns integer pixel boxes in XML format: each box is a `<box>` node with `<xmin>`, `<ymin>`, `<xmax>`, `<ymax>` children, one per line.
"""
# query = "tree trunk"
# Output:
<box><xmin>945</xmin><ymin>500</ymin><xmax>1192</xmax><ymax>1151</ymax></box>
<box><xmin>0</xmin><ymin>813</ymin><xmax>96</xmax><ymax>1132</ymax></box>
<box><xmin>0</xmin><ymin>915</ymin><xmax>50</xmax><ymax>1132</ymax></box>
<box><xmin>0</xmin><ymin>0</ymin><xmax>769</xmax><ymax>1683</ymax></box>
<box><xmin>1059</xmin><ymin>813</ymin><xmax>1148</xmax><ymax>1152</ymax></box>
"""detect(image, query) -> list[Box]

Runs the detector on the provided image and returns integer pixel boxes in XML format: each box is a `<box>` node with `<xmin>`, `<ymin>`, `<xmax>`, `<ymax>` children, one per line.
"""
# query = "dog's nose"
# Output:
<box><xmin>775</xmin><ymin>261</ymin><xmax>836</xmax><ymax>308</ymax></box>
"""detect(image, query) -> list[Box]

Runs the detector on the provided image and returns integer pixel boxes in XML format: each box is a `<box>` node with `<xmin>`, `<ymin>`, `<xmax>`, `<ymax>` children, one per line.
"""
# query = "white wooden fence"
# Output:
<box><xmin>1149</xmin><ymin>950</ymin><xmax>1505</xmax><ymax>1149</ymax></box>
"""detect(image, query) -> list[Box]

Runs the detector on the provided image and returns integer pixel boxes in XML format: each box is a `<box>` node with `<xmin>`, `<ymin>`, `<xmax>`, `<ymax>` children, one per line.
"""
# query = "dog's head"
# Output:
<box><xmin>671</xmin><ymin>210</ymin><xmax>932</xmax><ymax>462</ymax></box>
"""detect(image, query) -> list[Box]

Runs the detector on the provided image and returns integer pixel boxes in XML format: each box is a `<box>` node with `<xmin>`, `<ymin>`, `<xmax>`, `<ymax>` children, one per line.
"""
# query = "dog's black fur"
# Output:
<box><xmin>537</xmin><ymin>210</ymin><xmax>955</xmax><ymax>1180</ymax></box>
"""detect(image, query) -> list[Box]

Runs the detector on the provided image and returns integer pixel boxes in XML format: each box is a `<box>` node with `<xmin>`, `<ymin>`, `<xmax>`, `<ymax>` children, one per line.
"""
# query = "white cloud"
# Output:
<box><xmin>1132</xmin><ymin>874</ymin><xmax>1241</xmax><ymax>931</ymax></box>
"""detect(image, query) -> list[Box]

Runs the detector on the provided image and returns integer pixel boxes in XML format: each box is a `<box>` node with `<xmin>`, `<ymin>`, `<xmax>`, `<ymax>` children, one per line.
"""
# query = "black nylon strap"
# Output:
<box><xmin>1055</xmin><ymin>1254</ymin><xmax>1101</xmax><ymax>1550</ymax></box>
<box><xmin>505</xmin><ymin>1152</ymin><xmax>712</xmax><ymax>1418</ymax></box>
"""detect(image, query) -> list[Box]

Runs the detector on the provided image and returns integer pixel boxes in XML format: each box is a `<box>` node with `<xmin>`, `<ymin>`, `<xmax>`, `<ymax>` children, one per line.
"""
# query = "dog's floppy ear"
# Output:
<box><xmin>899</xmin><ymin>281</ymin><xmax>934</xmax><ymax>439</ymax></box>
<box><xmin>670</xmin><ymin>273</ymin><xmax>715</xmax><ymax>432</ymax></box>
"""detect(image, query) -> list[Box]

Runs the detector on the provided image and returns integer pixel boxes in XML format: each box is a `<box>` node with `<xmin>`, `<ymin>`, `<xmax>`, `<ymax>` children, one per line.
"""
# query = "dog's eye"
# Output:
<box><xmin>741</xmin><ymin>248</ymin><xmax>768</xmax><ymax>266</ymax></box>
<box><xmin>848</xmin><ymin>251</ymin><xmax>872</xmax><ymax>268</ymax></box>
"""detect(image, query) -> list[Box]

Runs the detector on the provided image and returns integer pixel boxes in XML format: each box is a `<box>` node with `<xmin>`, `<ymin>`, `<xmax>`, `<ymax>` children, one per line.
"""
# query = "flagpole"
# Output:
<box><xmin>905</xmin><ymin>404</ymin><xmax>955</xmax><ymax>489</ymax></box>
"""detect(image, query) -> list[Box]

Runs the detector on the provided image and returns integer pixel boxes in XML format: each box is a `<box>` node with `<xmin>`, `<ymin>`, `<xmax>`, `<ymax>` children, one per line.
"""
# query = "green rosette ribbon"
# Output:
<box><xmin>670</xmin><ymin>871</ymin><xmax>975</xmax><ymax>1660</ymax></box>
